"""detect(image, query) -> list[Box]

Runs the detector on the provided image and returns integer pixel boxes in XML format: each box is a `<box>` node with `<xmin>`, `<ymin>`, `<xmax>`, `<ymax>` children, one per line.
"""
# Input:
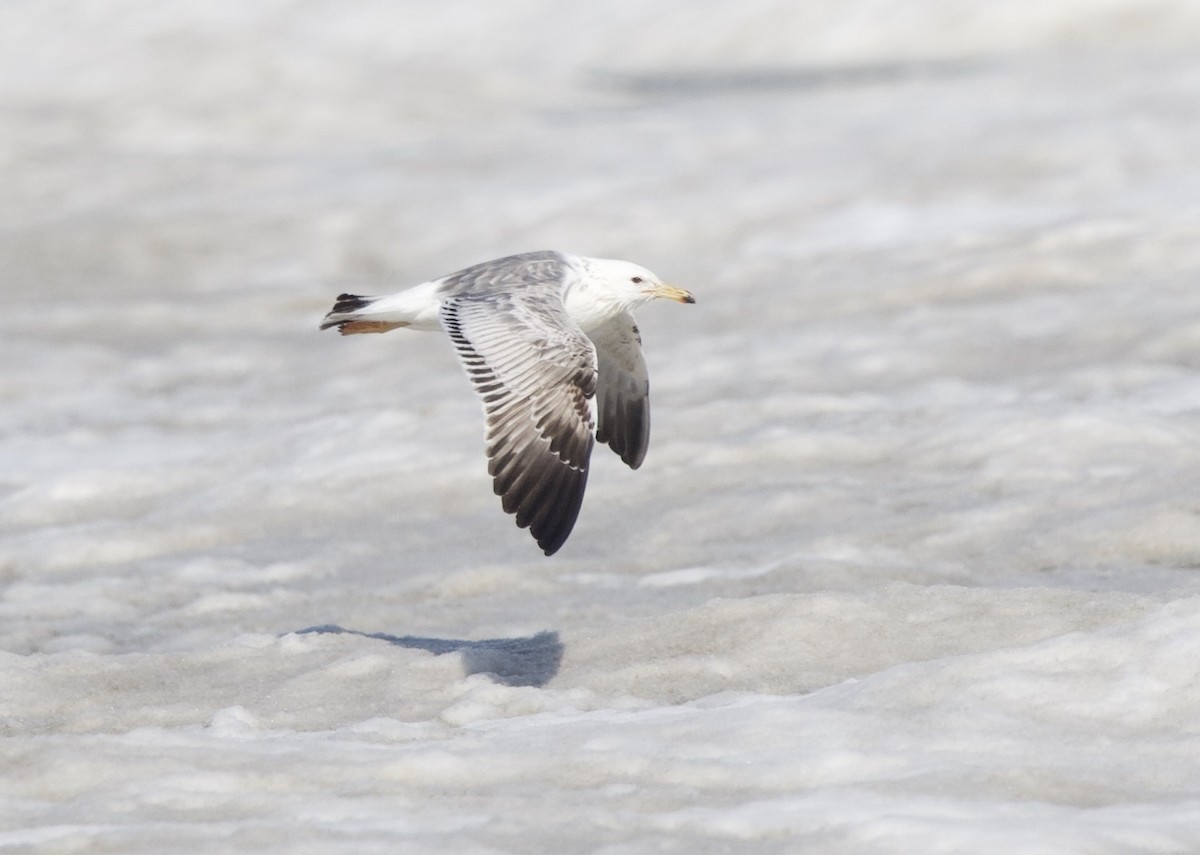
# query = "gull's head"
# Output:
<box><xmin>583</xmin><ymin>257</ymin><xmax>695</xmax><ymax>308</ymax></box>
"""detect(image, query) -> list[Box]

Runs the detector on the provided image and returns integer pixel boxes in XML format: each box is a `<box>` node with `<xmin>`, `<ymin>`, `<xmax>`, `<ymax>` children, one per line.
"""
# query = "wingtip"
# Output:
<box><xmin>535</xmin><ymin>519</ymin><xmax>575</xmax><ymax>556</ymax></box>
<box><xmin>530</xmin><ymin>486</ymin><xmax>582</xmax><ymax>556</ymax></box>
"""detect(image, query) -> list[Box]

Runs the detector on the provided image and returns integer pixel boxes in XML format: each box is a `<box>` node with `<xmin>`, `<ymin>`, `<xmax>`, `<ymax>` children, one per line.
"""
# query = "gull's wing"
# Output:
<box><xmin>439</xmin><ymin>262</ymin><xmax>597</xmax><ymax>556</ymax></box>
<box><xmin>588</xmin><ymin>311</ymin><xmax>650</xmax><ymax>469</ymax></box>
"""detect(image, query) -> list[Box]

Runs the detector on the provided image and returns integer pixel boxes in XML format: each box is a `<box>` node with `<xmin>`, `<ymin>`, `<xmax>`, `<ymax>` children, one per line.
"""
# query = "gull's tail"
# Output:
<box><xmin>320</xmin><ymin>293</ymin><xmax>407</xmax><ymax>335</ymax></box>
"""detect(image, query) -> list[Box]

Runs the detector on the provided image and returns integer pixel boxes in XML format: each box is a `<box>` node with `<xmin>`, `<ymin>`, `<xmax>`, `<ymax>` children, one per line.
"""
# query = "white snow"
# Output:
<box><xmin>3</xmin><ymin>1</ymin><xmax>1200</xmax><ymax>852</ymax></box>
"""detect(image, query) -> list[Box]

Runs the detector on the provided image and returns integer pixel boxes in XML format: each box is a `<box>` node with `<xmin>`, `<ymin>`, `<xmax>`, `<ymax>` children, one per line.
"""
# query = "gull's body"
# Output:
<box><xmin>321</xmin><ymin>250</ymin><xmax>694</xmax><ymax>555</ymax></box>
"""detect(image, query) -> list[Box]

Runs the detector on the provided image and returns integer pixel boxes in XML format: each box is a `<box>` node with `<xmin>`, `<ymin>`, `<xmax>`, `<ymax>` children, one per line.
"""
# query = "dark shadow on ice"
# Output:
<box><xmin>593</xmin><ymin>58</ymin><xmax>991</xmax><ymax>98</ymax></box>
<box><xmin>296</xmin><ymin>625</ymin><xmax>563</xmax><ymax>688</ymax></box>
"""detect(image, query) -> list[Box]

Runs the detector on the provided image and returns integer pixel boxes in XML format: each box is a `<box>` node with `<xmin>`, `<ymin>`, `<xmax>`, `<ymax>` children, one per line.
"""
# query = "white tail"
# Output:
<box><xmin>320</xmin><ymin>280</ymin><xmax>444</xmax><ymax>334</ymax></box>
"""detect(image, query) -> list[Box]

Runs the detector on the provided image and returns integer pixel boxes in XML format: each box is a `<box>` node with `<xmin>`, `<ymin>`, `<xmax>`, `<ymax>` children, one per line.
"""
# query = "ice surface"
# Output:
<box><xmin>3</xmin><ymin>0</ymin><xmax>1200</xmax><ymax>852</ymax></box>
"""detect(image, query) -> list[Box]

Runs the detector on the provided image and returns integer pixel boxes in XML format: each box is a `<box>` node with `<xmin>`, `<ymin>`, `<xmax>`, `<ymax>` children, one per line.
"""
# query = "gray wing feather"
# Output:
<box><xmin>437</xmin><ymin>251</ymin><xmax>568</xmax><ymax>298</ymax></box>
<box><xmin>438</xmin><ymin>257</ymin><xmax>597</xmax><ymax>555</ymax></box>
<box><xmin>589</xmin><ymin>311</ymin><xmax>650</xmax><ymax>469</ymax></box>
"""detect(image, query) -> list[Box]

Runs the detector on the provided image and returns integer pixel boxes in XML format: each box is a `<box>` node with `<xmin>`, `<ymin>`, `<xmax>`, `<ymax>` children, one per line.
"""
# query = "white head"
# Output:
<box><xmin>580</xmin><ymin>257</ymin><xmax>695</xmax><ymax>309</ymax></box>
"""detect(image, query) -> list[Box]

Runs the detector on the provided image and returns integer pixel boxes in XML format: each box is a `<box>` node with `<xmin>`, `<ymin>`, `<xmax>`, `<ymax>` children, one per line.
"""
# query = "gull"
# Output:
<box><xmin>321</xmin><ymin>250</ymin><xmax>694</xmax><ymax>555</ymax></box>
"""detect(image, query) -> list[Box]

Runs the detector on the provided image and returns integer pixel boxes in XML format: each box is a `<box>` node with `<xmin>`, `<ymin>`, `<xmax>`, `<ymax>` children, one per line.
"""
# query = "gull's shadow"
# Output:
<box><xmin>296</xmin><ymin>625</ymin><xmax>563</xmax><ymax>688</ymax></box>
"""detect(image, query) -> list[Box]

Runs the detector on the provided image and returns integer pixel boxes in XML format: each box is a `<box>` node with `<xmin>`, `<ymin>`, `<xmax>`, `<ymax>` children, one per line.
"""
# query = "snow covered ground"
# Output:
<box><xmin>3</xmin><ymin>1</ymin><xmax>1200</xmax><ymax>851</ymax></box>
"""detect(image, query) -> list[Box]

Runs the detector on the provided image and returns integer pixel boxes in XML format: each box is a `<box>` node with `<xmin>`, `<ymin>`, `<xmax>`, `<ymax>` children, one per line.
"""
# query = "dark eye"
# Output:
<box><xmin>631</xmin><ymin>276</ymin><xmax>643</xmax><ymax>284</ymax></box>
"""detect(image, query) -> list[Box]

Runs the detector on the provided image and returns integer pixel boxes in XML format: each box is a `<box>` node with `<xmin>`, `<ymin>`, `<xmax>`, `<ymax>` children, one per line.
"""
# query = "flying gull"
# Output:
<box><xmin>320</xmin><ymin>250</ymin><xmax>694</xmax><ymax>555</ymax></box>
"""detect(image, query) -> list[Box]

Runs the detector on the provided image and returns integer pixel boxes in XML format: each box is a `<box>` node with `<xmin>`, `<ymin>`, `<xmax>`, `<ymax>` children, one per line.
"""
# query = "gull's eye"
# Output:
<box><xmin>631</xmin><ymin>276</ymin><xmax>643</xmax><ymax>284</ymax></box>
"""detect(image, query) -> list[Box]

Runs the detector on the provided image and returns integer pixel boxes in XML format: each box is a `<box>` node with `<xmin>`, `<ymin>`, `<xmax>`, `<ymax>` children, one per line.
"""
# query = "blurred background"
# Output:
<box><xmin>4</xmin><ymin>3</ymin><xmax>1200</xmax><ymax>851</ymax></box>
<box><xmin>3</xmin><ymin>0</ymin><xmax>1200</xmax><ymax>644</ymax></box>
<box><xmin>6</xmin><ymin>0</ymin><xmax>1200</xmax><ymax>299</ymax></box>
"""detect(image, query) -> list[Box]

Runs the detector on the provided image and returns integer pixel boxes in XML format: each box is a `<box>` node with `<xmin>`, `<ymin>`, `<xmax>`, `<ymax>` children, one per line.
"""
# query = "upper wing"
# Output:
<box><xmin>588</xmin><ymin>311</ymin><xmax>650</xmax><ymax>469</ymax></box>
<box><xmin>440</xmin><ymin>282</ymin><xmax>597</xmax><ymax>556</ymax></box>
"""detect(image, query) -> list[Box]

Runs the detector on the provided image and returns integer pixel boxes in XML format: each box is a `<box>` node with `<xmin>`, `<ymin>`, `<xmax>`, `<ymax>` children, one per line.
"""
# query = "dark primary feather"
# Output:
<box><xmin>589</xmin><ymin>312</ymin><xmax>651</xmax><ymax>469</ymax></box>
<box><xmin>438</xmin><ymin>259</ymin><xmax>598</xmax><ymax>555</ymax></box>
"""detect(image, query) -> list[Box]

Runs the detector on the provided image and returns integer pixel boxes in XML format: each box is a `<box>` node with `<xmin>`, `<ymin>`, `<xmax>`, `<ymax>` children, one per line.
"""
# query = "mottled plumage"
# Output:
<box><xmin>321</xmin><ymin>251</ymin><xmax>693</xmax><ymax>555</ymax></box>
